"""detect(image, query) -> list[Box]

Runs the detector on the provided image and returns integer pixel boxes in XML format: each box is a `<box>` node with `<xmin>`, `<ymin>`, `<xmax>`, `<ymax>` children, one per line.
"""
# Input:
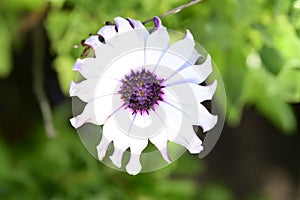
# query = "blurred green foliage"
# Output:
<box><xmin>0</xmin><ymin>0</ymin><xmax>300</xmax><ymax>199</ymax></box>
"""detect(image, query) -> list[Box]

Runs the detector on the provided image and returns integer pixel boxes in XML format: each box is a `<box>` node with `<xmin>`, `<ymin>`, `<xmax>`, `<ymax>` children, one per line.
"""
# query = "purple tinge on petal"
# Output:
<box><xmin>69</xmin><ymin>81</ymin><xmax>77</xmax><ymax>97</ymax></box>
<box><xmin>72</xmin><ymin>58</ymin><xmax>84</xmax><ymax>72</ymax></box>
<box><xmin>150</xmin><ymin>133</ymin><xmax>172</xmax><ymax>163</ymax></box>
<box><xmin>97</xmin><ymin>25</ymin><xmax>117</xmax><ymax>41</ymax></box>
<box><xmin>153</xmin><ymin>16</ymin><xmax>162</xmax><ymax>28</ymax></box>
<box><xmin>187</xmin><ymin>135</ymin><xmax>204</xmax><ymax>154</ymax></box>
<box><xmin>114</xmin><ymin>16</ymin><xmax>133</xmax><ymax>33</ymax></box>
<box><xmin>158</xmin><ymin>147</ymin><xmax>172</xmax><ymax>163</ymax></box>
<box><xmin>96</xmin><ymin>136</ymin><xmax>112</xmax><ymax>160</ymax></box>
<box><xmin>126</xmin><ymin>18</ymin><xmax>135</xmax><ymax>28</ymax></box>
<box><xmin>84</xmin><ymin>35</ymin><xmax>101</xmax><ymax>49</ymax></box>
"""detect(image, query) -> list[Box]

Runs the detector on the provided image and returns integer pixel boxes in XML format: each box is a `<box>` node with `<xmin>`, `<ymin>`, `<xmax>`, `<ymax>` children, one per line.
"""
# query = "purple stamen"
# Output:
<box><xmin>119</xmin><ymin>69</ymin><xmax>164</xmax><ymax>115</ymax></box>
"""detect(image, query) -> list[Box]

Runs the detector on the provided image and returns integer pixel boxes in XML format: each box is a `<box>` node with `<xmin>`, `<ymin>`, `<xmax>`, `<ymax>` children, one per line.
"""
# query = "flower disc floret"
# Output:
<box><xmin>119</xmin><ymin>69</ymin><xmax>164</xmax><ymax>115</ymax></box>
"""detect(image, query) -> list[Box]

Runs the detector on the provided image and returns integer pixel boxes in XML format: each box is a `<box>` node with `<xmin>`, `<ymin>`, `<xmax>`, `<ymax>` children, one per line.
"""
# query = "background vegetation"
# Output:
<box><xmin>0</xmin><ymin>0</ymin><xmax>299</xmax><ymax>199</ymax></box>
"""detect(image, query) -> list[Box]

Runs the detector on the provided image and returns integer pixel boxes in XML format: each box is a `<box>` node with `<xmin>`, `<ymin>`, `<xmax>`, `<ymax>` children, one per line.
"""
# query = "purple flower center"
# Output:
<box><xmin>119</xmin><ymin>69</ymin><xmax>164</xmax><ymax>115</ymax></box>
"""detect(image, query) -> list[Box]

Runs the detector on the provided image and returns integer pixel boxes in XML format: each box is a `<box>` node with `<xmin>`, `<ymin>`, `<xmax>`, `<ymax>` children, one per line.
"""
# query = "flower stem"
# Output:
<box><xmin>32</xmin><ymin>26</ymin><xmax>56</xmax><ymax>138</ymax></box>
<box><xmin>143</xmin><ymin>0</ymin><xmax>203</xmax><ymax>24</ymax></box>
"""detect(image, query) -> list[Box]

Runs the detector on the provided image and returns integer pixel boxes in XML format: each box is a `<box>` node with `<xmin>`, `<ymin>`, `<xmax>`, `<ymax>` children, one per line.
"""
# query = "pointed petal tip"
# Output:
<box><xmin>96</xmin><ymin>137</ymin><xmax>111</xmax><ymax>161</ymax></box>
<box><xmin>70</xmin><ymin>117</ymin><xmax>78</xmax><ymax>128</ymax></box>
<box><xmin>96</xmin><ymin>147</ymin><xmax>106</xmax><ymax>161</ymax></box>
<box><xmin>188</xmin><ymin>136</ymin><xmax>203</xmax><ymax>154</ymax></box>
<box><xmin>202</xmin><ymin>115</ymin><xmax>218</xmax><ymax>132</ymax></box>
<box><xmin>160</xmin><ymin>148</ymin><xmax>172</xmax><ymax>163</ymax></box>
<box><xmin>209</xmin><ymin>80</ymin><xmax>218</xmax><ymax>96</ymax></box>
<box><xmin>109</xmin><ymin>148</ymin><xmax>126</xmax><ymax>168</ymax></box>
<box><xmin>69</xmin><ymin>81</ymin><xmax>76</xmax><ymax>97</ymax></box>
<box><xmin>185</xmin><ymin>29</ymin><xmax>194</xmax><ymax>40</ymax></box>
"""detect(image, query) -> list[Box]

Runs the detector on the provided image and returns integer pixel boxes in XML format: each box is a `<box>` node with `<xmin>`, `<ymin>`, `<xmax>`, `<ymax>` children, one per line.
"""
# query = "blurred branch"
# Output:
<box><xmin>143</xmin><ymin>0</ymin><xmax>203</xmax><ymax>24</ymax></box>
<box><xmin>32</xmin><ymin>26</ymin><xmax>56</xmax><ymax>138</ymax></box>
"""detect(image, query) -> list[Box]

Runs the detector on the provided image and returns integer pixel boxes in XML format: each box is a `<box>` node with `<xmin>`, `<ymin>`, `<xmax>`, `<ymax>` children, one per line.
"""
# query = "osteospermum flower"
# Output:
<box><xmin>70</xmin><ymin>16</ymin><xmax>217</xmax><ymax>175</ymax></box>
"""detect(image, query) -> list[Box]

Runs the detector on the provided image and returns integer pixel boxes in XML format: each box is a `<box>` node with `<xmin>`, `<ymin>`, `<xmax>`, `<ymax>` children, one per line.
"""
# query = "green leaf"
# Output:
<box><xmin>277</xmin><ymin>68</ymin><xmax>300</xmax><ymax>103</ymax></box>
<box><xmin>245</xmin><ymin>68</ymin><xmax>297</xmax><ymax>134</ymax></box>
<box><xmin>260</xmin><ymin>45</ymin><xmax>284</xmax><ymax>75</ymax></box>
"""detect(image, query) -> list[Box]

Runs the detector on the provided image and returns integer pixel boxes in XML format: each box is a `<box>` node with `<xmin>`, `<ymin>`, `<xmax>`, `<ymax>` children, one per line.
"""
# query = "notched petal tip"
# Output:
<box><xmin>188</xmin><ymin>136</ymin><xmax>204</xmax><ymax>154</ymax></box>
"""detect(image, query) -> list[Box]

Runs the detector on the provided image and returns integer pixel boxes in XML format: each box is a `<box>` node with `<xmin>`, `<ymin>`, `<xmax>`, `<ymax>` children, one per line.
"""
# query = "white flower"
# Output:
<box><xmin>70</xmin><ymin>16</ymin><xmax>217</xmax><ymax>175</ymax></box>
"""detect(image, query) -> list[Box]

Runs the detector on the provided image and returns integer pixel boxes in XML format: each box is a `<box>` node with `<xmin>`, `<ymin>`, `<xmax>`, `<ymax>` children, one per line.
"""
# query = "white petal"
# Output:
<box><xmin>157</xmin><ymin>101</ymin><xmax>182</xmax><ymax>141</ymax></box>
<box><xmin>114</xmin><ymin>17</ymin><xmax>133</xmax><ymax>33</ymax></box>
<box><xmin>110</xmin><ymin>148</ymin><xmax>126</xmax><ymax>168</ymax></box>
<box><xmin>145</xmin><ymin>27</ymin><xmax>170</xmax><ymax>69</ymax></box>
<box><xmin>188</xmin><ymin>135</ymin><xmax>203</xmax><ymax>154</ymax></box>
<box><xmin>69</xmin><ymin>78</ymin><xmax>98</xmax><ymax>102</ymax></box>
<box><xmin>126</xmin><ymin>18</ymin><xmax>149</xmax><ymax>37</ymax></box>
<box><xmin>163</xmin><ymin>50</ymin><xmax>202</xmax><ymax>85</ymax></box>
<box><xmin>96</xmin><ymin>135</ymin><xmax>112</xmax><ymax>160</ymax></box>
<box><xmin>146</xmin><ymin>26</ymin><xmax>170</xmax><ymax>51</ymax></box>
<box><xmin>194</xmin><ymin>54</ymin><xmax>213</xmax><ymax>83</ymax></box>
<box><xmin>173</xmin><ymin>132</ymin><xmax>203</xmax><ymax>154</ymax></box>
<box><xmin>129</xmin><ymin>113</ymin><xmax>152</xmax><ymax>128</ymax></box>
<box><xmin>195</xmin><ymin>104</ymin><xmax>218</xmax><ymax>132</ymax></box>
<box><xmin>102</xmin><ymin>50</ymin><xmax>145</xmax><ymax>80</ymax></box>
<box><xmin>78</xmin><ymin>45</ymin><xmax>117</xmax><ymax>79</ymax></box>
<box><xmin>159</xmin><ymin>30</ymin><xmax>195</xmax><ymax>70</ymax></box>
<box><xmin>158</xmin><ymin>101</ymin><xmax>202</xmax><ymax>153</ymax></box>
<box><xmin>126</xmin><ymin>138</ymin><xmax>148</xmax><ymax>175</ymax></box>
<box><xmin>163</xmin><ymin>85</ymin><xmax>217</xmax><ymax>132</ymax></box>
<box><xmin>166</xmin><ymin>81</ymin><xmax>217</xmax><ymax>103</ymax></box>
<box><xmin>72</xmin><ymin>58</ymin><xmax>85</xmax><ymax>72</ymax></box>
<box><xmin>171</xmin><ymin>54</ymin><xmax>213</xmax><ymax>85</ymax></box>
<box><xmin>97</xmin><ymin>25</ymin><xmax>117</xmax><ymax>41</ymax></box>
<box><xmin>94</xmin><ymin>76</ymin><xmax>119</xmax><ymax>98</ymax></box>
<box><xmin>70</xmin><ymin>95</ymin><xmax>115</xmax><ymax>128</ymax></box>
<box><xmin>149</xmin><ymin>132</ymin><xmax>171</xmax><ymax>163</ymax></box>
<box><xmin>102</xmin><ymin>117</ymin><xmax>129</xmax><ymax>168</ymax></box>
<box><xmin>84</xmin><ymin>35</ymin><xmax>102</xmax><ymax>49</ymax></box>
<box><xmin>107</xmin><ymin>25</ymin><xmax>147</xmax><ymax>59</ymax></box>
